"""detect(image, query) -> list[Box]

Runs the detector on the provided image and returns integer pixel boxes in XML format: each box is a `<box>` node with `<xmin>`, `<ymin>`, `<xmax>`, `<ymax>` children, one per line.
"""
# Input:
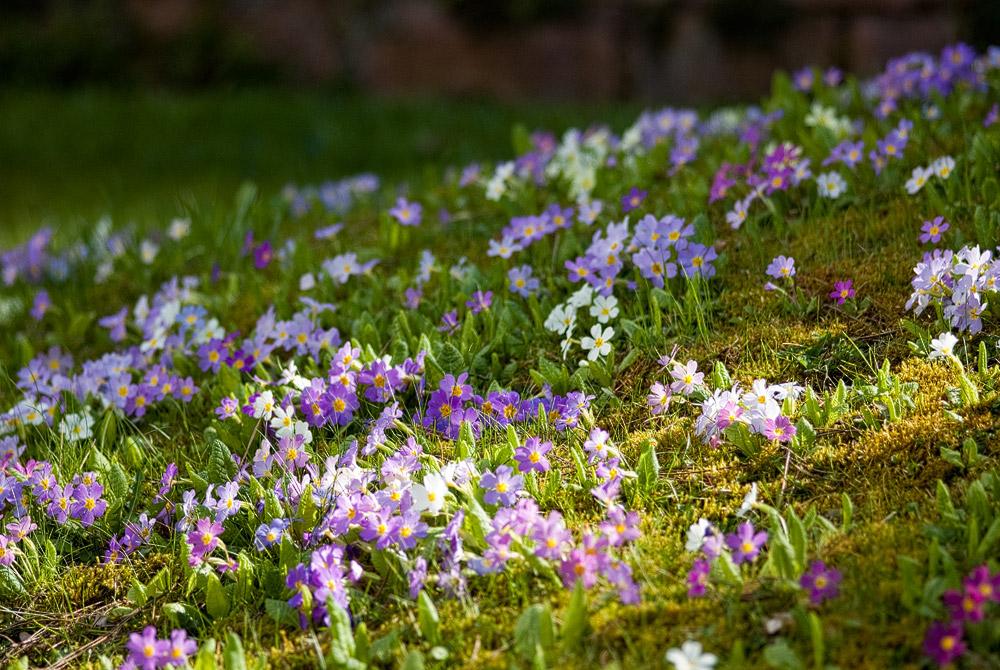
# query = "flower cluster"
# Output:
<box><xmin>923</xmin><ymin>565</ymin><xmax>1000</xmax><ymax>667</ymax></box>
<box><xmin>907</xmin><ymin>245</ymin><xmax>995</xmax><ymax>333</ymax></box>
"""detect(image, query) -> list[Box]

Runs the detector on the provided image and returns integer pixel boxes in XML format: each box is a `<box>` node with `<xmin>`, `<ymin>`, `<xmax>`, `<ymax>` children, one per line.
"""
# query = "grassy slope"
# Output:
<box><xmin>1</xmin><ymin>87</ymin><xmax>999</xmax><ymax>670</ymax></box>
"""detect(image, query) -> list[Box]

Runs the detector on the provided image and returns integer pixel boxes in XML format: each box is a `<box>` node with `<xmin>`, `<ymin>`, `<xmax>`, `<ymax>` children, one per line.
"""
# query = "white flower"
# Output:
<box><xmin>581</xmin><ymin>324</ymin><xmax>614</xmax><ymax>361</ymax></box>
<box><xmin>568</xmin><ymin>284</ymin><xmax>595</xmax><ymax>309</ymax></box>
<box><xmin>322</xmin><ymin>253</ymin><xmax>358</xmax><ymax>284</ymax></box>
<box><xmin>139</xmin><ymin>239</ymin><xmax>159</xmax><ymax>265</ymax></box>
<box><xmin>736</xmin><ymin>482</ymin><xmax>759</xmax><ymax>518</ymax></box>
<box><xmin>487</xmin><ymin>235</ymin><xmax>523</xmax><ymax>259</ymax></box>
<box><xmin>685</xmin><ymin>518</ymin><xmax>712</xmax><ymax>552</ymax></box>
<box><xmin>60</xmin><ymin>413</ymin><xmax>94</xmax><ymax>442</ymax></box>
<box><xmin>665</xmin><ymin>640</ymin><xmax>718</xmax><ymax>670</ymax></box>
<box><xmin>905</xmin><ymin>166</ymin><xmax>933</xmax><ymax>194</ymax></box>
<box><xmin>167</xmin><ymin>217</ymin><xmax>191</xmax><ymax>241</ymax></box>
<box><xmin>299</xmin><ymin>273</ymin><xmax>316</xmax><ymax>291</ymax></box>
<box><xmin>932</xmin><ymin>155</ymin><xmax>955</xmax><ymax>179</ymax></box>
<box><xmin>252</xmin><ymin>391</ymin><xmax>276</xmax><ymax>420</ymax></box>
<box><xmin>545</xmin><ymin>304</ymin><xmax>577</xmax><ymax>335</ymax></box>
<box><xmin>929</xmin><ymin>332</ymin><xmax>959</xmax><ymax>360</ymax></box>
<box><xmin>816</xmin><ymin>172</ymin><xmax>847</xmax><ymax>199</ymax></box>
<box><xmin>590</xmin><ymin>295</ymin><xmax>619</xmax><ymax>324</ymax></box>
<box><xmin>411</xmin><ymin>472</ymin><xmax>448</xmax><ymax>515</ymax></box>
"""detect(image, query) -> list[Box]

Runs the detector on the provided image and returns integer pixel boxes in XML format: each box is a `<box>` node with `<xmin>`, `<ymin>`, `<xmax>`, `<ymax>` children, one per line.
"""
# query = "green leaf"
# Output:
<box><xmin>808</xmin><ymin>611</ymin><xmax>824</xmax><ymax>668</ymax></box>
<box><xmin>560</xmin><ymin>579</ymin><xmax>589</xmax><ymax>652</ymax></box>
<box><xmin>402</xmin><ymin>650</ymin><xmax>425</xmax><ymax>670</ymax></box>
<box><xmin>194</xmin><ymin>639</ymin><xmax>218</xmax><ymax>670</ymax></box>
<box><xmin>635</xmin><ymin>440</ymin><xmax>660</xmax><ymax>493</ymax></box>
<box><xmin>327</xmin><ymin>599</ymin><xmax>356</xmax><ymax>666</ymax></box>
<box><xmin>786</xmin><ymin>508</ymin><xmax>807</xmax><ymax>569</ymax></box>
<box><xmin>417</xmin><ymin>590</ymin><xmax>441</xmax><ymax>645</ymax></box>
<box><xmin>209</xmin><ymin>440</ymin><xmax>235</xmax><ymax>485</ymax></box>
<box><xmin>763</xmin><ymin>639</ymin><xmax>804</xmax><ymax>670</ymax></box>
<box><xmin>514</xmin><ymin>604</ymin><xmax>555</xmax><ymax>661</ymax></box>
<box><xmin>436</xmin><ymin>342</ymin><xmax>465</xmax><ymax>375</ymax></box>
<box><xmin>841</xmin><ymin>493</ymin><xmax>853</xmax><ymax>532</ymax></box>
<box><xmin>206</xmin><ymin>572</ymin><xmax>230</xmax><ymax>619</ymax></box>
<box><xmin>164</xmin><ymin>602</ymin><xmax>201</xmax><ymax>630</ymax></box>
<box><xmin>265</xmin><ymin>598</ymin><xmax>300</xmax><ymax>628</ymax></box>
<box><xmin>369</xmin><ymin>629</ymin><xmax>400</xmax><ymax>662</ymax></box>
<box><xmin>711</xmin><ymin>361</ymin><xmax>732</xmax><ymax>390</ymax></box>
<box><xmin>223</xmin><ymin>632</ymin><xmax>248</xmax><ymax>670</ymax></box>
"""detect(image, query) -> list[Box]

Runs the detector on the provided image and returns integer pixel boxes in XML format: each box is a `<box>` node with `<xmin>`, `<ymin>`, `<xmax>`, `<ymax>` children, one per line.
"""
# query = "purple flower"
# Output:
<box><xmin>687</xmin><ymin>559</ymin><xmax>710</xmax><ymax>598</ymax></box>
<box><xmin>389</xmin><ymin>197</ymin><xmax>422</xmax><ymax>226</ymax></box>
<box><xmin>188</xmin><ymin>518</ymin><xmax>224</xmax><ymax>562</ymax></box>
<box><xmin>409</xmin><ymin>556</ymin><xmax>428</xmax><ymax>599</ymax></box>
<box><xmin>670</xmin><ymin>360</ymin><xmax>704</xmax><ymax>396</ymax></box>
<box><xmin>507</xmin><ymin>265</ymin><xmax>539</xmax><ymax>298</ymax></box>
<box><xmin>943</xmin><ymin>587</ymin><xmax>985</xmax><ymax>623</ymax></box>
<box><xmin>560</xmin><ymin>546</ymin><xmax>599</xmax><ymax>588</ymax></box>
<box><xmin>0</xmin><ymin>536</ymin><xmax>14</xmax><ymax>566</ymax></box>
<box><xmin>923</xmin><ymin>621</ymin><xmax>965</xmax><ymax>667</ymax></box>
<box><xmin>404</xmin><ymin>286</ymin><xmax>421</xmax><ymax>309</ymax></box>
<box><xmin>762</xmin><ymin>415</ymin><xmax>796</xmax><ymax>442</ymax></box>
<box><xmin>30</xmin><ymin>290</ymin><xmax>51</xmax><ymax>321</ymax></box>
<box><xmin>253</xmin><ymin>241</ymin><xmax>273</xmax><ymax>269</ymax></box>
<box><xmin>726</xmin><ymin>522</ymin><xmax>767</xmax><ymax>565</ymax></box>
<box><xmin>70</xmin><ymin>483</ymin><xmax>107</xmax><ymax>527</ymax></box>
<box><xmin>830</xmin><ymin>280</ymin><xmax>856</xmax><ymax>305</ymax></box>
<box><xmin>766</xmin><ymin>255</ymin><xmax>796</xmax><ymax>280</ymax></box>
<box><xmin>98</xmin><ymin>307</ymin><xmax>128</xmax><ymax>342</ymax></box>
<box><xmin>532</xmin><ymin>511</ymin><xmax>571</xmax><ymax>560</ymax></box>
<box><xmin>465</xmin><ymin>290</ymin><xmax>492</xmax><ymax>315</ymax></box>
<box><xmin>389</xmin><ymin>509</ymin><xmax>428</xmax><ymax>550</ymax></box>
<box><xmin>480</xmin><ymin>465</ymin><xmax>523</xmax><ymax>506</ymax></box>
<box><xmin>647</xmin><ymin>382</ymin><xmax>672</xmax><ymax>416</ymax></box>
<box><xmin>514</xmin><ymin>436</ymin><xmax>552</xmax><ymax>473</ymax></box>
<box><xmin>165</xmin><ymin>629</ymin><xmax>198</xmax><ymax>666</ymax></box>
<box><xmin>126</xmin><ymin>626</ymin><xmax>168</xmax><ymax>670</ymax></box>
<box><xmin>621</xmin><ymin>187</ymin><xmax>647</xmax><ymax>213</ymax></box>
<box><xmin>438</xmin><ymin>310</ymin><xmax>459</xmax><ymax>335</ymax></box>
<box><xmin>599</xmin><ymin>506</ymin><xmax>641</xmax><ymax>546</ymax></box>
<box><xmin>800</xmin><ymin>561</ymin><xmax>842</xmax><ymax>605</ymax></box>
<box><xmin>920</xmin><ymin>216</ymin><xmax>949</xmax><ymax>244</ymax></box>
<box><xmin>964</xmin><ymin>565</ymin><xmax>1000</xmax><ymax>603</ymax></box>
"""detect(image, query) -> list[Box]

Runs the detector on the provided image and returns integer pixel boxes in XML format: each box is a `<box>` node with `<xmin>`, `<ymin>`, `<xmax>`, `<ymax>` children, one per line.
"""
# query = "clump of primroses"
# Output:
<box><xmin>923</xmin><ymin>565</ymin><xmax>1000</xmax><ymax>667</ymax></box>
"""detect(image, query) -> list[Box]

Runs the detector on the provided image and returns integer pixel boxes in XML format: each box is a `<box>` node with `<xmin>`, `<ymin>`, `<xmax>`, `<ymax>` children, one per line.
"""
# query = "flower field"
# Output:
<box><xmin>2</xmin><ymin>44</ymin><xmax>1000</xmax><ymax>670</ymax></box>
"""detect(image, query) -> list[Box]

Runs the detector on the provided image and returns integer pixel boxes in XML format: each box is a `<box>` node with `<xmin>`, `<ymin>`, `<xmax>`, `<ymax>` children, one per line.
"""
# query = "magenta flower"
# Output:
<box><xmin>560</xmin><ymin>546</ymin><xmax>599</xmax><ymax>588</ymax></box>
<box><xmin>829</xmin><ymin>280</ymin><xmax>855</xmax><ymax>305</ymax></box>
<box><xmin>963</xmin><ymin>565</ymin><xmax>1000</xmax><ymax>603</ymax></box>
<box><xmin>253</xmin><ymin>241</ymin><xmax>273</xmax><ymax>269</ymax></box>
<box><xmin>687</xmin><ymin>558</ymin><xmax>710</xmax><ymax>598</ymax></box>
<box><xmin>188</xmin><ymin>518</ymin><xmax>224</xmax><ymax>562</ymax></box>
<box><xmin>920</xmin><ymin>216</ymin><xmax>949</xmax><ymax>244</ymax></box>
<box><xmin>943</xmin><ymin>587</ymin><xmax>985</xmax><ymax>623</ymax></box>
<box><xmin>726</xmin><ymin>522</ymin><xmax>767</xmax><ymax>565</ymax></box>
<box><xmin>923</xmin><ymin>621</ymin><xmax>965</xmax><ymax>667</ymax></box>
<box><xmin>799</xmin><ymin>561</ymin><xmax>842</xmax><ymax>604</ymax></box>
<box><xmin>621</xmin><ymin>187</ymin><xmax>647</xmax><ymax>213</ymax></box>
<box><xmin>762</xmin><ymin>415</ymin><xmax>796</xmax><ymax>442</ymax></box>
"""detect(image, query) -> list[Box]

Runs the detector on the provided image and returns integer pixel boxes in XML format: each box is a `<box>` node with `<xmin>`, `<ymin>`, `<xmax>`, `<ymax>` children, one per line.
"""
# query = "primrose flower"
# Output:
<box><xmin>647</xmin><ymin>382</ymin><xmax>672</xmax><ymax>416</ymax></box>
<box><xmin>923</xmin><ymin>621</ymin><xmax>965</xmax><ymax>667</ymax></box>
<box><xmin>816</xmin><ymin>172</ymin><xmax>847</xmax><ymax>198</ymax></box>
<box><xmin>931</xmin><ymin>156</ymin><xmax>955</xmax><ymax>179</ymax></box>
<box><xmin>30</xmin><ymin>290</ymin><xmax>50</xmax><ymax>321</ymax></box>
<box><xmin>943</xmin><ymin>586</ymin><xmax>985</xmax><ymax>623</ymax></box>
<box><xmin>726</xmin><ymin>522</ymin><xmax>767</xmax><ymax>564</ymax></box>
<box><xmin>762</xmin><ymin>415</ymin><xmax>796</xmax><ymax>442</ymax></box>
<box><xmin>830</xmin><ymin>280</ymin><xmax>855</xmax><ymax>304</ymax></box>
<box><xmin>466</xmin><ymin>290</ymin><xmax>492</xmax><ymax>315</ymax></box>
<box><xmin>905</xmin><ymin>166</ymin><xmax>933</xmax><ymax>194</ymax></box>
<box><xmin>589</xmin><ymin>295</ymin><xmax>619</xmax><ymax>323</ymax></box>
<box><xmin>389</xmin><ymin>197</ymin><xmax>422</xmax><ymax>226</ymax></box>
<box><xmin>665</xmin><ymin>640</ymin><xmax>718</xmax><ymax>670</ymax></box>
<box><xmin>920</xmin><ymin>216</ymin><xmax>949</xmax><ymax>244</ymax></box>
<box><xmin>766</xmin><ymin>255</ymin><xmax>796</xmax><ymax>280</ymax></box>
<box><xmin>800</xmin><ymin>561</ymin><xmax>842</xmax><ymax>604</ymax></box>
<box><xmin>126</xmin><ymin>626</ymin><xmax>168</xmax><ymax>670</ymax></box>
<box><xmin>507</xmin><ymin>265</ymin><xmax>538</xmax><ymax>298</ymax></box>
<box><xmin>70</xmin><ymin>483</ymin><xmax>107</xmax><ymax>526</ymax></box>
<box><xmin>188</xmin><ymin>518</ymin><xmax>224</xmax><ymax>562</ymax></box>
<box><xmin>410</xmin><ymin>472</ymin><xmax>448</xmax><ymax>515</ymax></box>
<box><xmin>621</xmin><ymin>187</ymin><xmax>647</xmax><ymax>212</ymax></box>
<box><xmin>670</xmin><ymin>360</ymin><xmax>704</xmax><ymax>395</ymax></box>
<box><xmin>60</xmin><ymin>413</ymin><xmax>94</xmax><ymax>442</ymax></box>
<box><xmin>929</xmin><ymin>332</ymin><xmax>959</xmax><ymax>360</ymax></box>
<box><xmin>514</xmin><ymin>436</ymin><xmax>552</xmax><ymax>473</ymax></box>
<box><xmin>165</xmin><ymin>629</ymin><xmax>198</xmax><ymax>666</ymax></box>
<box><xmin>581</xmin><ymin>324</ymin><xmax>614</xmax><ymax>361</ymax></box>
<box><xmin>479</xmin><ymin>465</ymin><xmax>523</xmax><ymax>506</ymax></box>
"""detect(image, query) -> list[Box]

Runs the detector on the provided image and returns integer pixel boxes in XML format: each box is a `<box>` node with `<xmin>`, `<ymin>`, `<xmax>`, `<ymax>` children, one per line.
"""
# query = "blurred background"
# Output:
<box><xmin>1</xmin><ymin>0</ymin><xmax>998</xmax><ymax>241</ymax></box>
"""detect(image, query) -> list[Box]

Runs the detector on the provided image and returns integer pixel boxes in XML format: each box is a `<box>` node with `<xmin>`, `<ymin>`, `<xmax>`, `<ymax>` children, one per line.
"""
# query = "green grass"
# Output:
<box><xmin>0</xmin><ymin>88</ymin><xmax>643</xmax><ymax>245</ymax></box>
